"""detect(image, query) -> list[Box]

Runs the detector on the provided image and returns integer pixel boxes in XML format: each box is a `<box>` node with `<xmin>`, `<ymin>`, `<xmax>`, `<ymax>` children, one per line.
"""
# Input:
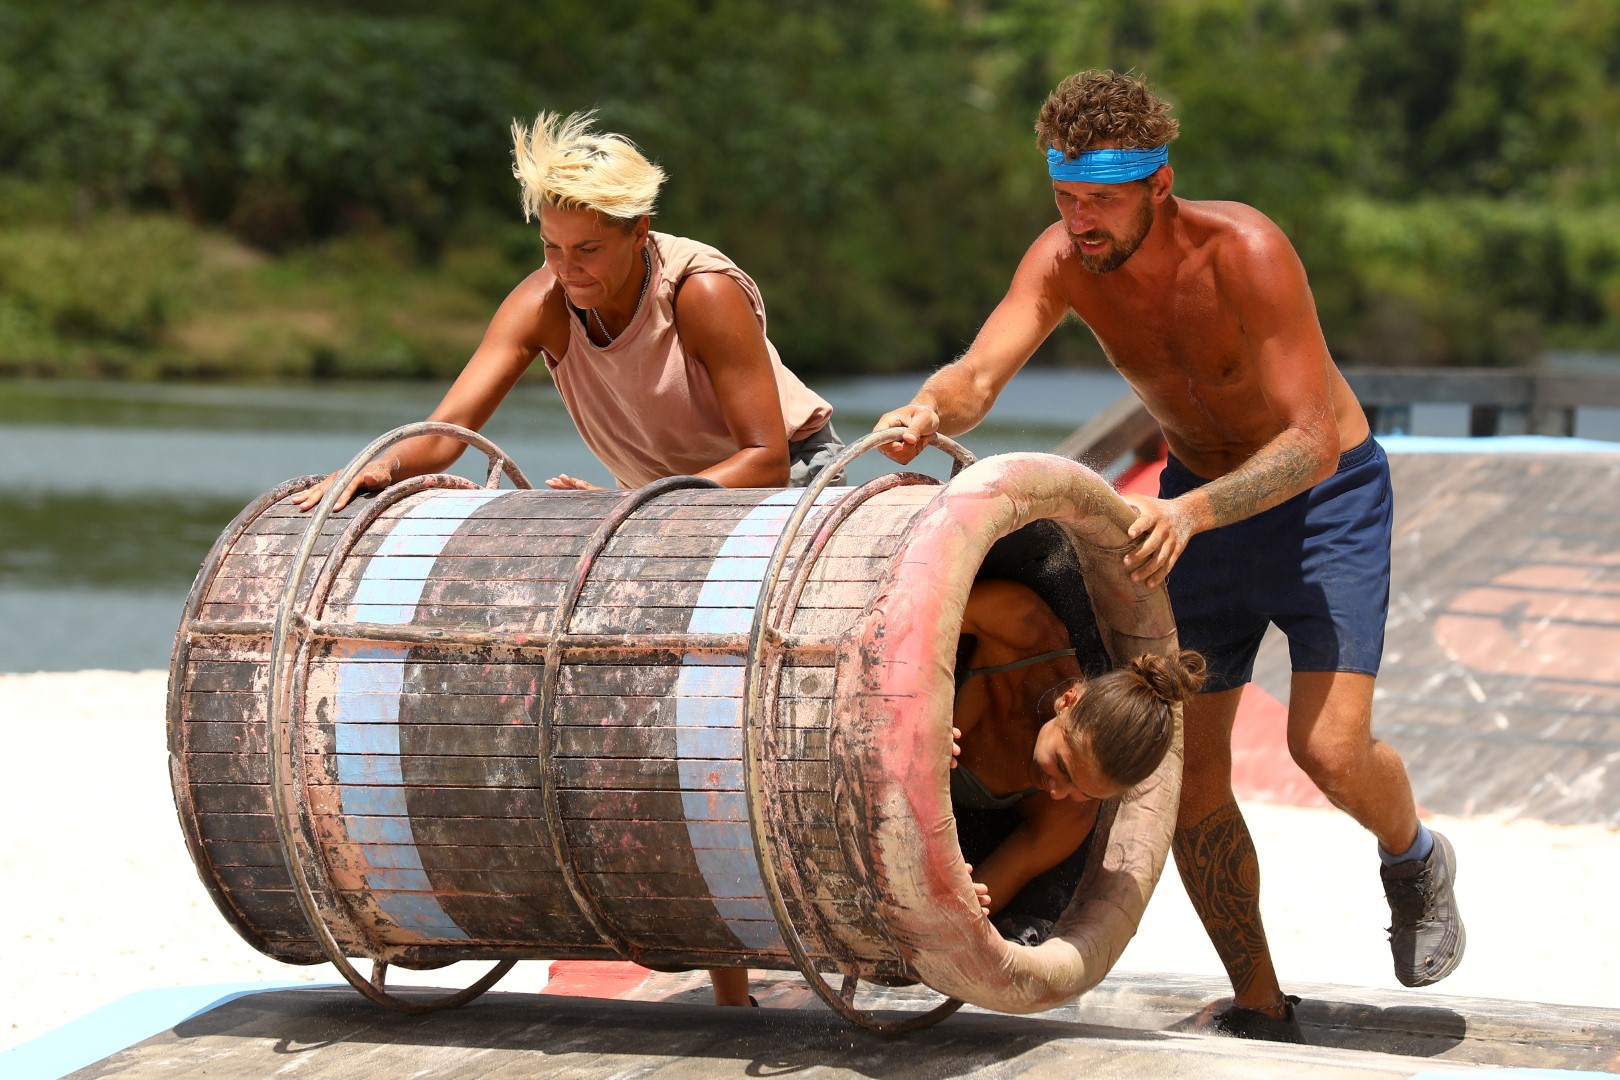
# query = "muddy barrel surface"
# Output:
<box><xmin>168</xmin><ymin>430</ymin><xmax>1180</xmax><ymax>1027</ymax></box>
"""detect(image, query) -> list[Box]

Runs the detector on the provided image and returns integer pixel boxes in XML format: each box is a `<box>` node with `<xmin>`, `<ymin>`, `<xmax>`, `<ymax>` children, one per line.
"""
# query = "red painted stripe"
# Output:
<box><xmin>1115</xmin><ymin>457</ymin><xmax>1166</xmax><ymax>498</ymax></box>
<box><xmin>1231</xmin><ymin>684</ymin><xmax>1330</xmax><ymax>808</ymax></box>
<box><xmin>541</xmin><ymin>960</ymin><xmax>653</xmax><ymax>999</ymax></box>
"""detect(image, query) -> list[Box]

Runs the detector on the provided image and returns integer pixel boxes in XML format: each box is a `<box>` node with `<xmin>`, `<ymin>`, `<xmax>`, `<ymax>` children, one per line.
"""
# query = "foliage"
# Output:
<box><xmin>0</xmin><ymin>1</ymin><xmax>523</xmax><ymax>257</ymax></box>
<box><xmin>1</xmin><ymin>0</ymin><xmax>1618</xmax><ymax>379</ymax></box>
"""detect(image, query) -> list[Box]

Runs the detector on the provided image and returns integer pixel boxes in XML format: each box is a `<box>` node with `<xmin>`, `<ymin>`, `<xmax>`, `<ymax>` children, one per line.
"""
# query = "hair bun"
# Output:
<box><xmin>1128</xmin><ymin>649</ymin><xmax>1207</xmax><ymax>704</ymax></box>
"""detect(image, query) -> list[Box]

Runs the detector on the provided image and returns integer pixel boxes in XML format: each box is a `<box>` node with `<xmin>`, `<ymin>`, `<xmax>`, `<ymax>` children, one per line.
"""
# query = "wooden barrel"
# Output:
<box><xmin>168</xmin><ymin>425</ymin><xmax>1181</xmax><ymax>1029</ymax></box>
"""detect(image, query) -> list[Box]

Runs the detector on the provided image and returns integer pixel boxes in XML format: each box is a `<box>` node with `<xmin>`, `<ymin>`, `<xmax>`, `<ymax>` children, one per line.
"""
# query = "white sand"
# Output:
<box><xmin>3</xmin><ymin>670</ymin><xmax>1617</xmax><ymax>1052</ymax></box>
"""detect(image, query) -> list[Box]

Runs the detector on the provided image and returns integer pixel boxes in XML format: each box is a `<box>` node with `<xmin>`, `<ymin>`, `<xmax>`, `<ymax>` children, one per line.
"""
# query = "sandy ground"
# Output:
<box><xmin>4</xmin><ymin>669</ymin><xmax>1617</xmax><ymax>1053</ymax></box>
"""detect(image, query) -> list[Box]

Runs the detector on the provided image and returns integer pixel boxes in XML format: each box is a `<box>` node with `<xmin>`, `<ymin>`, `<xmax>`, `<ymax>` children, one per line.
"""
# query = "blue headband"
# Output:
<box><xmin>1046</xmin><ymin>145</ymin><xmax>1168</xmax><ymax>183</ymax></box>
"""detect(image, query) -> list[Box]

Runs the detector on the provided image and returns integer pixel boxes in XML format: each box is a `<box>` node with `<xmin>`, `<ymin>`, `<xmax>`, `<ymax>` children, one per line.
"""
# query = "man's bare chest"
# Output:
<box><xmin>1070</xmin><ymin>279</ymin><xmax>1243</xmax><ymax>379</ymax></box>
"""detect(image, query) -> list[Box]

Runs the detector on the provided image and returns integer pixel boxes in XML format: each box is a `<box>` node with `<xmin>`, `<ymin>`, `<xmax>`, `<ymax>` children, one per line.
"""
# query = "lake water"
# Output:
<box><xmin>0</xmin><ymin>370</ymin><xmax>1129</xmax><ymax>673</ymax></box>
<box><xmin>8</xmin><ymin>371</ymin><xmax>1619</xmax><ymax>673</ymax></box>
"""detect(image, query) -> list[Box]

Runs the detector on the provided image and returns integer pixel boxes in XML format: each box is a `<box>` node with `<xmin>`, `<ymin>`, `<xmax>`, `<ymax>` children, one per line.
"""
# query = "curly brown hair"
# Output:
<box><xmin>1035</xmin><ymin>70</ymin><xmax>1180</xmax><ymax>156</ymax></box>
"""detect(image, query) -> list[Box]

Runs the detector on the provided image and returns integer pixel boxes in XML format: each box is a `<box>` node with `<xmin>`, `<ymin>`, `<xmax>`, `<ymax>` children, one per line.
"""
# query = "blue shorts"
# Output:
<box><xmin>1159</xmin><ymin>436</ymin><xmax>1393</xmax><ymax>693</ymax></box>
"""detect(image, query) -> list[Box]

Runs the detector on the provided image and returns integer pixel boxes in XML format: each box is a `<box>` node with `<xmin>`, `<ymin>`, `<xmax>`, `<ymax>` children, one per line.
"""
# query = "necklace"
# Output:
<box><xmin>590</xmin><ymin>246</ymin><xmax>652</xmax><ymax>345</ymax></box>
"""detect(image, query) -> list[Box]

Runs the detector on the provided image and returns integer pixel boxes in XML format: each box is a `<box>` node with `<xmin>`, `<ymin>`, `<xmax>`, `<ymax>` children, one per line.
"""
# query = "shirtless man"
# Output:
<box><xmin>876</xmin><ymin>70</ymin><xmax>1463</xmax><ymax>1042</ymax></box>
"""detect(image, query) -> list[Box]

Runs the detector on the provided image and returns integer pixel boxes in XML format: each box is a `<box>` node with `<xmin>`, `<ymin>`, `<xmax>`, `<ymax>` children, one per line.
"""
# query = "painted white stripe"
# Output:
<box><xmin>674</xmin><ymin>486</ymin><xmax>845</xmax><ymax>950</ymax></box>
<box><xmin>332</xmin><ymin>489</ymin><xmax>505</xmax><ymax>940</ymax></box>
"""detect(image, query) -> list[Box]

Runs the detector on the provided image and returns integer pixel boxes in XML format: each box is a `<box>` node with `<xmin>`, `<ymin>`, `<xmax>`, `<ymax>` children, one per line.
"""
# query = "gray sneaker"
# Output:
<box><xmin>1381</xmin><ymin>829</ymin><xmax>1466</xmax><ymax>987</ymax></box>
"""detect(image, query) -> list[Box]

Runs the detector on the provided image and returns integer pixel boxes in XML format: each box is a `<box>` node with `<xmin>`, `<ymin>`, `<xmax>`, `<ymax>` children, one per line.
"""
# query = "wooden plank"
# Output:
<box><xmin>189</xmin><ymin>752</ymin><xmax>271</xmax><ymax>785</ymax></box>
<box><xmin>600</xmin><ymin>916</ymin><xmax>768</xmax><ymax>953</ymax></box>
<box><xmin>215</xmin><ymin>864</ymin><xmax>299</xmax><ymax>893</ymax></box>
<box><xmin>567</xmin><ymin>816</ymin><xmax>841</xmax><ymax>852</ymax></box>
<box><xmin>587</xmin><ymin>874</ymin><xmax>764</xmax><ymax>905</ymax></box>
<box><xmin>369</xmin><ymin>843</ymin><xmax>557</xmax><ymax>873</ymax></box>
<box><xmin>336</xmin><ymin>890</ymin><xmax>583</xmax><ymax>923</ymax></box>
<box><xmin>779</xmin><ymin>666</ymin><xmax>836</xmax><ymax>697</ymax></box>
<box><xmin>184</xmin><ymin>642</ymin><xmax>275</xmax><ymax>664</ymax></box>
<box><xmin>559</xmin><ymin>789</ymin><xmax>731</xmax><ymax>822</ymax></box>
<box><xmin>184</xmin><ymin>661</ymin><xmax>269</xmax><ymax>694</ymax></box>
<box><xmin>552</xmin><ymin>694</ymin><xmax>677</xmax><ymax>728</ymax></box>
<box><xmin>553</xmin><ymin>725</ymin><xmax>828</xmax><ymax>761</ymax></box>
<box><xmin>783</xmin><ymin>606</ymin><xmax>864</xmax><ymax>637</ymax></box>
<box><xmin>217</xmin><ymin>552</ymin><xmax>296</xmax><ymax>579</ymax></box>
<box><xmin>194</xmin><ymin>783</ymin><xmax>276</xmax><ymax>816</ymax></box>
<box><xmin>777</xmin><ymin>699</ymin><xmax>833</xmax><ymax>727</ymax></box>
<box><xmin>613</xmin><ymin>518</ymin><xmax>752</xmax><ymax>538</ymax></box>
<box><xmin>201</xmin><ymin>840</ymin><xmax>286</xmax><ymax>867</ymax></box>
<box><xmin>320</xmin><ymin>601</ymin><xmax>559</xmax><ymax>634</ymax></box>
<box><xmin>322</xmin><ymin>865</ymin><xmax>569</xmax><ymax>899</ymax></box>
<box><xmin>310</xmin><ymin>786</ymin><xmax>546</xmax><ymax>820</ymax></box>
<box><xmin>310</xmin><ymin>656</ymin><xmax>549</xmax><ymax>695</ymax></box>
<box><xmin>197</xmin><ymin>600</ymin><xmax>287</xmax><ymax>623</ymax></box>
<box><xmin>304</xmin><ymin>753</ymin><xmax>537</xmax><ymax>789</ymax></box>
<box><xmin>565</xmin><ymin>606</ymin><xmax>713</xmax><ymax>635</ymax></box>
<box><xmin>557</xmin><ymin>757</ymin><xmax>733</xmax><ymax>793</ymax></box>
<box><xmin>196</xmin><ymin>812</ymin><xmax>279</xmax><ymax>843</ymax></box>
<box><xmin>219</xmin><ymin>891</ymin><xmax>318</xmax><ymax>938</ymax></box>
<box><xmin>182</xmin><ymin>713</ymin><xmax>268</xmax><ymax>747</ymax></box>
<box><xmin>324</xmin><ymin>816</ymin><xmax>551</xmax><ymax>855</ymax></box>
<box><xmin>308</xmin><ymin>692</ymin><xmax>536</xmax><ymax>729</ymax></box>
<box><xmin>202</xmin><ymin>576</ymin><xmax>288</xmax><ymax>606</ymax></box>
<box><xmin>410</xmin><ymin>576</ymin><xmax>568</xmax><ymax>610</ymax></box>
<box><xmin>794</xmin><ymin>580</ymin><xmax>880</xmax><ymax>609</ymax></box>
<box><xmin>556</xmin><ymin>665</ymin><xmax>680</xmax><ymax>698</ymax></box>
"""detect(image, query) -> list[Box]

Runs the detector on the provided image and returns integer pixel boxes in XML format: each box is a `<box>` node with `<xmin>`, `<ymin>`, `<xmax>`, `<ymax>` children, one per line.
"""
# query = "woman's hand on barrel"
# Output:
<box><xmin>294</xmin><ymin>456</ymin><xmax>399</xmax><ymax>513</ymax></box>
<box><xmin>963</xmin><ymin>864</ymin><xmax>993</xmax><ymax>912</ymax></box>
<box><xmin>872</xmin><ymin>403</ymin><xmax>940</xmax><ymax>465</ymax></box>
<box><xmin>545</xmin><ymin>474</ymin><xmax>605</xmax><ymax>490</ymax></box>
<box><xmin>950</xmin><ymin>726</ymin><xmax>962</xmax><ymax>769</ymax></box>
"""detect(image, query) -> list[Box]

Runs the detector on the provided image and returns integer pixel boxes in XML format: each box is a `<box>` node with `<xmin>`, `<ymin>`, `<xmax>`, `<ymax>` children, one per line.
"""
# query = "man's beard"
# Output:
<box><xmin>1070</xmin><ymin>197</ymin><xmax>1155</xmax><ymax>274</ymax></box>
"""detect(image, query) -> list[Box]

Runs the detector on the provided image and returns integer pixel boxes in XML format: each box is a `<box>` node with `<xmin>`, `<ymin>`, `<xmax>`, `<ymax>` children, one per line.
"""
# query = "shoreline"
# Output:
<box><xmin>5</xmin><ymin>669</ymin><xmax>1616</xmax><ymax>1053</ymax></box>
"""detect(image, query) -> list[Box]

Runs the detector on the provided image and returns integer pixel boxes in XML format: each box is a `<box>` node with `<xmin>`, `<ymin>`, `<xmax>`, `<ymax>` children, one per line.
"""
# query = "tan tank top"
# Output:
<box><xmin>543</xmin><ymin>232</ymin><xmax>833</xmax><ymax>488</ymax></box>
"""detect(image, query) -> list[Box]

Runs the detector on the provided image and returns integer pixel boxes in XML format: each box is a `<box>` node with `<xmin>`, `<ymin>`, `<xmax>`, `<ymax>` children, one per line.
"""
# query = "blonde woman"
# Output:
<box><xmin>297</xmin><ymin>109</ymin><xmax>840</xmax><ymax>506</ymax></box>
<box><xmin>298</xmin><ymin>111</ymin><xmax>843</xmax><ymax>1006</ymax></box>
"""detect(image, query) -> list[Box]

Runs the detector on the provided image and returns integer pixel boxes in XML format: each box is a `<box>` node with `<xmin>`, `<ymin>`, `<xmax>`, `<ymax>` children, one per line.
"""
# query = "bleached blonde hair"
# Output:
<box><xmin>510</xmin><ymin>110</ymin><xmax>666</xmax><ymax>225</ymax></box>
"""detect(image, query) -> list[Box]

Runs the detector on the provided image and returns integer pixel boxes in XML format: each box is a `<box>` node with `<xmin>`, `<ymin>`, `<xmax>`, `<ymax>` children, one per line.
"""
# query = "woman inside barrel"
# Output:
<box><xmin>297</xmin><ymin>110</ymin><xmax>842</xmax><ymax>1005</ymax></box>
<box><xmin>952</xmin><ymin>578</ymin><xmax>1205</xmax><ymax>944</ymax></box>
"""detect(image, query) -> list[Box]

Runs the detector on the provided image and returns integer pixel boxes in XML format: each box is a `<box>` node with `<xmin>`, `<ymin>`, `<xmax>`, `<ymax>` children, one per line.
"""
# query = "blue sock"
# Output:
<box><xmin>1379</xmin><ymin>822</ymin><xmax>1434</xmax><ymax>866</ymax></box>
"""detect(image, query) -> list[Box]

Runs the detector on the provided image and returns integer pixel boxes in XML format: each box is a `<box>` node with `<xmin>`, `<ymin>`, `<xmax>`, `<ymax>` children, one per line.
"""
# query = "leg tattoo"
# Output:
<box><xmin>1174</xmin><ymin>801</ymin><xmax>1273</xmax><ymax>998</ymax></box>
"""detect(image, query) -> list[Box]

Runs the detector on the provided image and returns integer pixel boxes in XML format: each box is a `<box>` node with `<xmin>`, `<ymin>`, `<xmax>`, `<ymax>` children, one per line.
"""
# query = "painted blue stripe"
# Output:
<box><xmin>716</xmin><ymin>535</ymin><xmax>778</xmax><ymax>557</ymax></box>
<box><xmin>0</xmin><ymin>982</ymin><xmax>341</xmax><ymax>1080</ymax></box>
<box><xmin>675</xmin><ymin>760</ymin><xmax>745</xmax><ymax>789</ymax></box>
<box><xmin>675</xmin><ymin>664</ymin><xmax>745</xmax><ymax>697</ymax></box>
<box><xmin>672</xmin><ymin>488</ymin><xmax>848</xmax><ymax>951</ymax></box>
<box><xmin>703</xmin><ymin>557</ymin><xmax>771</xmax><ymax>580</ymax></box>
<box><xmin>359</xmin><ymin>843</ymin><xmax>427</xmax><ymax>869</ymax></box>
<box><xmin>685</xmin><ymin>822</ymin><xmax>755</xmax><ymax>849</ymax></box>
<box><xmin>1379</xmin><ymin>434</ymin><xmax>1620</xmax><ymax>455</ymax></box>
<box><xmin>670</xmin><ymin>695</ymin><xmax>741</xmax><ymax>726</ymax></box>
<box><xmin>338</xmin><ymin>785</ymin><xmax>410</xmax><ymax>818</ymax></box>
<box><xmin>335</xmin><ymin>754</ymin><xmax>405</xmax><ymax>786</ymax></box>
<box><xmin>331</xmin><ymin>488</ymin><xmax>504</xmax><ymax>941</ymax></box>
<box><xmin>334</xmin><ymin>724</ymin><xmax>400</xmax><ymax>755</ymax></box>
<box><xmin>344</xmin><ymin>815</ymin><xmax>415</xmax><ymax>845</ymax></box>
<box><xmin>675</xmin><ymin>729</ymin><xmax>746</xmax><ymax>758</ymax></box>
<box><xmin>364</xmin><ymin>867</ymin><xmax>435</xmax><ymax>892</ymax></box>
<box><xmin>686</xmin><ymin>607</ymin><xmax>754</xmax><ymax>634</ymax></box>
<box><xmin>689</xmin><ymin>846</ymin><xmax>758</xmax><ymax>877</ymax></box>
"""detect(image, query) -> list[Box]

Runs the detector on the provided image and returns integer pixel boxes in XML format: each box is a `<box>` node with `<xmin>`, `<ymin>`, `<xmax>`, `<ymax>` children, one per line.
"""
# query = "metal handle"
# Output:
<box><xmin>265</xmin><ymin>423</ymin><xmax>530</xmax><ymax>1013</ymax></box>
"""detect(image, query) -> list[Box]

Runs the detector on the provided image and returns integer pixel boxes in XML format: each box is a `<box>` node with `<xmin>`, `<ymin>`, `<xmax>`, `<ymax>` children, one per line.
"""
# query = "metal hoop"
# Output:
<box><xmin>532</xmin><ymin>474</ymin><xmax>724</xmax><ymax>962</ymax></box>
<box><xmin>266</xmin><ymin>423</ymin><xmax>529</xmax><ymax>1012</ymax></box>
<box><xmin>737</xmin><ymin>429</ymin><xmax>973</xmax><ymax>1032</ymax></box>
